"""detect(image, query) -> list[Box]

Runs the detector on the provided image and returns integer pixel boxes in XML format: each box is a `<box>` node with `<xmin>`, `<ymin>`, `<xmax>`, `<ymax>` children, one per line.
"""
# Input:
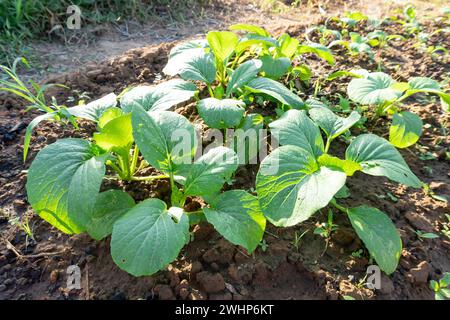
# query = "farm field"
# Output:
<box><xmin>0</xmin><ymin>0</ymin><xmax>449</xmax><ymax>301</ymax></box>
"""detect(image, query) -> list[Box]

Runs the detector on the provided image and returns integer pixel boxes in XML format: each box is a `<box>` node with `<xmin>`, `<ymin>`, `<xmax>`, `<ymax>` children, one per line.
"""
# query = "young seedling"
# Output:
<box><xmin>367</xmin><ymin>30</ymin><xmax>404</xmax><ymax>71</ymax></box>
<box><xmin>347</xmin><ymin>70</ymin><xmax>450</xmax><ymax>148</ymax></box>
<box><xmin>430</xmin><ymin>273</ymin><xmax>450</xmax><ymax>300</ymax></box>
<box><xmin>314</xmin><ymin>209</ymin><xmax>338</xmax><ymax>239</ymax></box>
<box><xmin>256</xmin><ymin>107</ymin><xmax>421</xmax><ymax>274</ymax></box>
<box><xmin>9</xmin><ymin>214</ymin><xmax>35</xmax><ymax>246</ymax></box>
<box><xmin>291</xmin><ymin>229</ymin><xmax>309</xmax><ymax>252</ymax></box>
<box><xmin>441</xmin><ymin>214</ymin><xmax>450</xmax><ymax>239</ymax></box>
<box><xmin>411</xmin><ymin>228</ymin><xmax>439</xmax><ymax>241</ymax></box>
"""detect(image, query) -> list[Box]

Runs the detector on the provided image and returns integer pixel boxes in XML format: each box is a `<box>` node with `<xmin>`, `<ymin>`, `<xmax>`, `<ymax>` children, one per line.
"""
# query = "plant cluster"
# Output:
<box><xmin>3</xmin><ymin>19</ymin><xmax>448</xmax><ymax>278</ymax></box>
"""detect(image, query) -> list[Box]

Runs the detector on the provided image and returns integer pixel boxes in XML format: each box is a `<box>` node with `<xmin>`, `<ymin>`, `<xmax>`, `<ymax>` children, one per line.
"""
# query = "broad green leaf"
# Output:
<box><xmin>347</xmin><ymin>206</ymin><xmax>402</xmax><ymax>274</ymax></box>
<box><xmin>298</xmin><ymin>43</ymin><xmax>335</xmax><ymax>64</ymax></box>
<box><xmin>176</xmin><ymin>51</ymin><xmax>217</xmax><ymax>84</ymax></box>
<box><xmin>97</xmin><ymin>107</ymin><xmax>124</xmax><ymax>129</ymax></box>
<box><xmin>246</xmin><ymin>77</ymin><xmax>304</xmax><ymax>109</ymax></box>
<box><xmin>309</xmin><ymin>107</ymin><xmax>361</xmax><ymax>140</ymax></box>
<box><xmin>345</xmin><ymin>134</ymin><xmax>421</xmax><ymax>187</ymax></box>
<box><xmin>305</xmin><ymin>98</ymin><xmax>328</xmax><ymax>109</ymax></box>
<box><xmin>168</xmin><ymin>39</ymin><xmax>208</xmax><ymax>58</ymax></box>
<box><xmin>26</xmin><ymin>139</ymin><xmax>106</xmax><ymax>234</ymax></box>
<box><xmin>86</xmin><ymin>190</ymin><xmax>135</xmax><ymax>240</ymax></box>
<box><xmin>235</xmin><ymin>34</ymin><xmax>277</xmax><ymax>53</ymax></box>
<box><xmin>439</xmin><ymin>93</ymin><xmax>450</xmax><ymax>112</ymax></box>
<box><xmin>269</xmin><ymin>109</ymin><xmax>324</xmax><ymax>158</ymax></box>
<box><xmin>94</xmin><ymin>113</ymin><xmax>133</xmax><ymax>152</ymax></box>
<box><xmin>68</xmin><ymin>93</ymin><xmax>117</xmax><ymax>121</ymax></box>
<box><xmin>183</xmin><ymin>146</ymin><xmax>238</xmax><ymax>198</ymax></box>
<box><xmin>132</xmin><ymin>108</ymin><xmax>197</xmax><ymax>173</ymax></box>
<box><xmin>408</xmin><ymin>77</ymin><xmax>441</xmax><ymax>91</ymax></box>
<box><xmin>260</xmin><ymin>55</ymin><xmax>291</xmax><ymax>80</ymax></box>
<box><xmin>233</xmin><ymin>113</ymin><xmax>264</xmax><ymax>164</ymax></box>
<box><xmin>406</xmin><ymin>77</ymin><xmax>449</xmax><ymax>112</ymax></box>
<box><xmin>226</xmin><ymin>59</ymin><xmax>262</xmax><ymax>97</ymax></box>
<box><xmin>163</xmin><ymin>40</ymin><xmax>208</xmax><ymax>76</ymax></box>
<box><xmin>278</xmin><ymin>33</ymin><xmax>299</xmax><ymax>58</ymax></box>
<box><xmin>229</xmin><ymin>24</ymin><xmax>270</xmax><ymax>37</ymax></box>
<box><xmin>67</xmin><ymin>153</ymin><xmax>107</xmax><ymax>228</ymax></box>
<box><xmin>197</xmin><ymin>98</ymin><xmax>245</xmax><ymax>129</ymax></box>
<box><xmin>23</xmin><ymin>112</ymin><xmax>56</xmax><ymax>161</ymax></box>
<box><xmin>204</xmin><ymin>190</ymin><xmax>266</xmax><ymax>253</ymax></box>
<box><xmin>120</xmin><ymin>79</ymin><xmax>197</xmax><ymax>113</ymax></box>
<box><xmin>256</xmin><ymin>145</ymin><xmax>346</xmax><ymax>226</ymax></box>
<box><xmin>326</xmin><ymin>70</ymin><xmax>364</xmax><ymax>81</ymax></box>
<box><xmin>347</xmin><ymin>72</ymin><xmax>403</xmax><ymax>105</ymax></box>
<box><xmin>111</xmin><ymin>199</ymin><xmax>189</xmax><ymax>276</ymax></box>
<box><xmin>318</xmin><ymin>154</ymin><xmax>362</xmax><ymax>176</ymax></box>
<box><xmin>206</xmin><ymin>31</ymin><xmax>238</xmax><ymax>64</ymax></box>
<box><xmin>389</xmin><ymin>111</ymin><xmax>423</xmax><ymax>148</ymax></box>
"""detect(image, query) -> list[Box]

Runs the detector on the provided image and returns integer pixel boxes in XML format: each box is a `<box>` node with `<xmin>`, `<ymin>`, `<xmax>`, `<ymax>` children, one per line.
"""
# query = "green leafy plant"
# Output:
<box><xmin>347</xmin><ymin>70</ymin><xmax>450</xmax><ymax>148</ymax></box>
<box><xmin>163</xmin><ymin>31</ymin><xmax>304</xmax><ymax>132</ymax></box>
<box><xmin>411</xmin><ymin>229</ymin><xmax>439</xmax><ymax>241</ymax></box>
<box><xmin>367</xmin><ymin>30</ymin><xmax>404</xmax><ymax>71</ymax></box>
<box><xmin>25</xmin><ymin>101</ymin><xmax>267</xmax><ymax>276</ymax></box>
<box><xmin>229</xmin><ymin>24</ymin><xmax>334</xmax><ymax>83</ymax></box>
<box><xmin>255</xmin><ymin>107</ymin><xmax>421</xmax><ymax>274</ymax></box>
<box><xmin>398</xmin><ymin>6</ymin><xmax>422</xmax><ymax>35</ymax></box>
<box><xmin>9</xmin><ymin>214</ymin><xmax>35</xmax><ymax>246</ymax></box>
<box><xmin>329</xmin><ymin>32</ymin><xmax>376</xmax><ymax>59</ymax></box>
<box><xmin>430</xmin><ymin>273</ymin><xmax>450</xmax><ymax>300</ymax></box>
<box><xmin>314</xmin><ymin>209</ymin><xmax>338</xmax><ymax>239</ymax></box>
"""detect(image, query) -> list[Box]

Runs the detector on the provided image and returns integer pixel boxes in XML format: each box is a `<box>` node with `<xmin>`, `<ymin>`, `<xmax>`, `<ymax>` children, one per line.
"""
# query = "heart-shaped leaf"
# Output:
<box><xmin>86</xmin><ymin>190</ymin><xmax>135</xmax><ymax>240</ymax></box>
<box><xmin>120</xmin><ymin>79</ymin><xmax>197</xmax><ymax>113</ymax></box>
<box><xmin>309</xmin><ymin>107</ymin><xmax>361</xmax><ymax>140</ymax></box>
<box><xmin>111</xmin><ymin>199</ymin><xmax>189</xmax><ymax>276</ymax></box>
<box><xmin>26</xmin><ymin>139</ymin><xmax>106</xmax><ymax>234</ymax></box>
<box><xmin>347</xmin><ymin>72</ymin><xmax>403</xmax><ymax>105</ymax></box>
<box><xmin>175</xmin><ymin>51</ymin><xmax>217</xmax><ymax>84</ymax></box>
<box><xmin>260</xmin><ymin>55</ymin><xmax>291</xmax><ymax>80</ymax></box>
<box><xmin>389</xmin><ymin>111</ymin><xmax>423</xmax><ymax>148</ymax></box>
<box><xmin>345</xmin><ymin>134</ymin><xmax>421</xmax><ymax>187</ymax></box>
<box><xmin>132</xmin><ymin>108</ymin><xmax>197</xmax><ymax>174</ymax></box>
<box><xmin>183</xmin><ymin>146</ymin><xmax>238</xmax><ymax>198</ymax></box>
<box><xmin>197</xmin><ymin>98</ymin><xmax>245</xmax><ymax>129</ymax></box>
<box><xmin>226</xmin><ymin>59</ymin><xmax>262</xmax><ymax>97</ymax></box>
<box><xmin>246</xmin><ymin>77</ymin><xmax>304</xmax><ymax>109</ymax></box>
<box><xmin>68</xmin><ymin>93</ymin><xmax>117</xmax><ymax>121</ymax></box>
<box><xmin>256</xmin><ymin>145</ymin><xmax>346</xmax><ymax>226</ymax></box>
<box><xmin>269</xmin><ymin>109</ymin><xmax>324</xmax><ymax>158</ymax></box>
<box><xmin>204</xmin><ymin>190</ymin><xmax>266</xmax><ymax>253</ymax></box>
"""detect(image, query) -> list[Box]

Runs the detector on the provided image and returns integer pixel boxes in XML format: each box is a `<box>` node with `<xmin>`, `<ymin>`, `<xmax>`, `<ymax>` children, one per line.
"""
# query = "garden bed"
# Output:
<box><xmin>0</xmin><ymin>10</ymin><xmax>449</xmax><ymax>300</ymax></box>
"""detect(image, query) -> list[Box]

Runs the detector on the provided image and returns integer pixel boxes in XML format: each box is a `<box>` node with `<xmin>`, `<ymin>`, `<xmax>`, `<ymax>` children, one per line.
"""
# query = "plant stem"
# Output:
<box><xmin>131</xmin><ymin>174</ymin><xmax>168</xmax><ymax>181</ymax></box>
<box><xmin>130</xmin><ymin>144</ymin><xmax>139</xmax><ymax>176</ymax></box>
<box><xmin>106</xmin><ymin>160</ymin><xmax>126</xmax><ymax>180</ymax></box>
<box><xmin>330</xmin><ymin>199</ymin><xmax>348</xmax><ymax>213</ymax></box>
<box><xmin>324</xmin><ymin>137</ymin><xmax>332</xmax><ymax>154</ymax></box>
<box><xmin>207</xmin><ymin>84</ymin><xmax>214</xmax><ymax>98</ymax></box>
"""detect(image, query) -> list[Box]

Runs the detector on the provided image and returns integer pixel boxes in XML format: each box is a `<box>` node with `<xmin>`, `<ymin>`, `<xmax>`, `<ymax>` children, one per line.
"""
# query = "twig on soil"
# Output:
<box><xmin>2</xmin><ymin>238</ymin><xmax>22</xmax><ymax>258</ymax></box>
<box><xmin>1</xmin><ymin>236</ymin><xmax>67</xmax><ymax>260</ymax></box>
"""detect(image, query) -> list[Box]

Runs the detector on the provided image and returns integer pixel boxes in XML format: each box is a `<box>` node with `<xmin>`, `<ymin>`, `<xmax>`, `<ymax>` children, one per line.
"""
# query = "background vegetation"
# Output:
<box><xmin>0</xmin><ymin>0</ymin><xmax>209</xmax><ymax>65</ymax></box>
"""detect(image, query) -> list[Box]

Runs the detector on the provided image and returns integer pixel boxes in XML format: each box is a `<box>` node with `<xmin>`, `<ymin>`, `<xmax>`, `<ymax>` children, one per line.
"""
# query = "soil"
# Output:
<box><xmin>0</xmin><ymin>1</ymin><xmax>449</xmax><ymax>300</ymax></box>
